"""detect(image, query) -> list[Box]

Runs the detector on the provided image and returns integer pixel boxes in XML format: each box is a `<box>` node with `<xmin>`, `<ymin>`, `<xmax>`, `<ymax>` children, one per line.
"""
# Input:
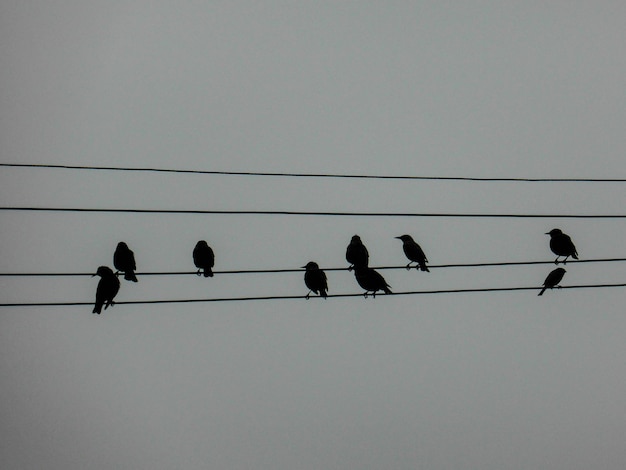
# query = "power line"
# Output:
<box><xmin>2</xmin><ymin>162</ymin><xmax>626</xmax><ymax>183</ymax></box>
<box><xmin>2</xmin><ymin>282</ymin><xmax>625</xmax><ymax>308</ymax></box>
<box><xmin>1</xmin><ymin>258</ymin><xmax>625</xmax><ymax>278</ymax></box>
<box><xmin>3</xmin><ymin>206</ymin><xmax>626</xmax><ymax>218</ymax></box>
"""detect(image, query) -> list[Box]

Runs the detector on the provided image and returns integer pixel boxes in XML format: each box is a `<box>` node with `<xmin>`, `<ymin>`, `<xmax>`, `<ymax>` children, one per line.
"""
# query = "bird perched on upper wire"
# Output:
<box><xmin>92</xmin><ymin>266</ymin><xmax>120</xmax><ymax>314</ymax></box>
<box><xmin>353</xmin><ymin>266</ymin><xmax>392</xmax><ymax>298</ymax></box>
<box><xmin>538</xmin><ymin>267</ymin><xmax>566</xmax><ymax>296</ymax></box>
<box><xmin>193</xmin><ymin>240</ymin><xmax>215</xmax><ymax>277</ymax></box>
<box><xmin>395</xmin><ymin>234</ymin><xmax>429</xmax><ymax>272</ymax></box>
<box><xmin>302</xmin><ymin>261</ymin><xmax>328</xmax><ymax>299</ymax></box>
<box><xmin>114</xmin><ymin>242</ymin><xmax>138</xmax><ymax>282</ymax></box>
<box><xmin>546</xmin><ymin>229</ymin><xmax>578</xmax><ymax>265</ymax></box>
<box><xmin>346</xmin><ymin>235</ymin><xmax>369</xmax><ymax>271</ymax></box>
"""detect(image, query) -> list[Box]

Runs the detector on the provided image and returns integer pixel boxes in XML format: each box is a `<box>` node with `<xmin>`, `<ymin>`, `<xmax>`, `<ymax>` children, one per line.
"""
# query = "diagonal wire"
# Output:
<box><xmin>2</xmin><ymin>282</ymin><xmax>626</xmax><ymax>308</ymax></box>
<box><xmin>1</xmin><ymin>258</ymin><xmax>626</xmax><ymax>277</ymax></box>
<box><xmin>2</xmin><ymin>162</ymin><xmax>626</xmax><ymax>183</ymax></box>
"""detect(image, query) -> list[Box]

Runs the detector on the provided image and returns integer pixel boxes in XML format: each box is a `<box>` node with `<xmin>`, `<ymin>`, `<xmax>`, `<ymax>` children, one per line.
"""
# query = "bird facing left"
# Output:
<box><xmin>92</xmin><ymin>266</ymin><xmax>120</xmax><ymax>314</ymax></box>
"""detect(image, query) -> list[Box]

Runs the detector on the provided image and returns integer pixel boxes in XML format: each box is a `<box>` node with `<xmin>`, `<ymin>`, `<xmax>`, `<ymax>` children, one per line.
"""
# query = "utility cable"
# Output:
<box><xmin>2</xmin><ymin>162</ymin><xmax>626</xmax><ymax>183</ymax></box>
<box><xmin>1</xmin><ymin>258</ymin><xmax>626</xmax><ymax>278</ymax></box>
<box><xmin>2</xmin><ymin>282</ymin><xmax>626</xmax><ymax>308</ymax></box>
<box><xmin>2</xmin><ymin>206</ymin><xmax>626</xmax><ymax>218</ymax></box>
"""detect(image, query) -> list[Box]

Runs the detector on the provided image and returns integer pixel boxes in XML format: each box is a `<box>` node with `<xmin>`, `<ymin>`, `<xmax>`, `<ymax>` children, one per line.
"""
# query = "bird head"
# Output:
<box><xmin>351</xmin><ymin>235</ymin><xmax>362</xmax><ymax>244</ymax></box>
<box><xmin>94</xmin><ymin>266</ymin><xmax>113</xmax><ymax>278</ymax></box>
<box><xmin>545</xmin><ymin>229</ymin><xmax>562</xmax><ymax>237</ymax></box>
<box><xmin>117</xmin><ymin>242</ymin><xmax>128</xmax><ymax>249</ymax></box>
<box><xmin>196</xmin><ymin>240</ymin><xmax>208</xmax><ymax>247</ymax></box>
<box><xmin>301</xmin><ymin>262</ymin><xmax>319</xmax><ymax>270</ymax></box>
<box><xmin>395</xmin><ymin>235</ymin><xmax>413</xmax><ymax>242</ymax></box>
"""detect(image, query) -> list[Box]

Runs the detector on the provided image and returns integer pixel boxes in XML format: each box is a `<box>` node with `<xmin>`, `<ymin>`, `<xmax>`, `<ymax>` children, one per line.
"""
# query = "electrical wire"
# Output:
<box><xmin>2</xmin><ymin>282</ymin><xmax>625</xmax><ymax>308</ymax></box>
<box><xmin>2</xmin><ymin>206</ymin><xmax>626</xmax><ymax>218</ymax></box>
<box><xmin>1</xmin><ymin>258</ymin><xmax>625</xmax><ymax>278</ymax></box>
<box><xmin>2</xmin><ymin>162</ymin><xmax>626</xmax><ymax>183</ymax></box>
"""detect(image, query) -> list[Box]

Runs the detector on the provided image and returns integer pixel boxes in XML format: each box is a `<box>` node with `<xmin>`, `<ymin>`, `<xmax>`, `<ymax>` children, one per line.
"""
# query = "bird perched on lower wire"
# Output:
<box><xmin>92</xmin><ymin>266</ymin><xmax>120</xmax><ymax>314</ymax></box>
<box><xmin>546</xmin><ymin>229</ymin><xmax>578</xmax><ymax>265</ymax></box>
<box><xmin>302</xmin><ymin>261</ymin><xmax>328</xmax><ymax>299</ymax></box>
<box><xmin>114</xmin><ymin>242</ymin><xmax>138</xmax><ymax>282</ymax></box>
<box><xmin>353</xmin><ymin>266</ymin><xmax>392</xmax><ymax>298</ymax></box>
<box><xmin>538</xmin><ymin>267</ymin><xmax>566</xmax><ymax>296</ymax></box>
<box><xmin>346</xmin><ymin>235</ymin><xmax>369</xmax><ymax>271</ymax></box>
<box><xmin>395</xmin><ymin>234</ymin><xmax>430</xmax><ymax>272</ymax></box>
<box><xmin>193</xmin><ymin>240</ymin><xmax>215</xmax><ymax>277</ymax></box>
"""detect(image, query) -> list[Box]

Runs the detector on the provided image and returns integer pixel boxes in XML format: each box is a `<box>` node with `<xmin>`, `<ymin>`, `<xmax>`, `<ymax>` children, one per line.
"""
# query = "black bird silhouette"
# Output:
<box><xmin>538</xmin><ymin>267</ymin><xmax>566</xmax><ymax>296</ymax></box>
<box><xmin>354</xmin><ymin>266</ymin><xmax>392</xmax><ymax>298</ymax></box>
<box><xmin>193</xmin><ymin>240</ymin><xmax>215</xmax><ymax>277</ymax></box>
<box><xmin>114</xmin><ymin>242</ymin><xmax>138</xmax><ymax>282</ymax></box>
<box><xmin>546</xmin><ymin>229</ymin><xmax>578</xmax><ymax>265</ymax></box>
<box><xmin>302</xmin><ymin>261</ymin><xmax>328</xmax><ymax>299</ymax></box>
<box><xmin>92</xmin><ymin>266</ymin><xmax>120</xmax><ymax>314</ymax></box>
<box><xmin>346</xmin><ymin>235</ymin><xmax>369</xmax><ymax>271</ymax></box>
<box><xmin>395</xmin><ymin>234</ymin><xmax>429</xmax><ymax>272</ymax></box>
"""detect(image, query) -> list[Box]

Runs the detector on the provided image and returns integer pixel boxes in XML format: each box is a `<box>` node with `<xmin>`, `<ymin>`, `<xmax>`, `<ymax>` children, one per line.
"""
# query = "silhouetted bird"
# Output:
<box><xmin>114</xmin><ymin>242</ymin><xmax>138</xmax><ymax>282</ymax></box>
<box><xmin>538</xmin><ymin>267</ymin><xmax>566</xmax><ymax>296</ymax></box>
<box><xmin>354</xmin><ymin>266</ymin><xmax>392</xmax><ymax>298</ymax></box>
<box><xmin>346</xmin><ymin>235</ymin><xmax>369</xmax><ymax>271</ymax></box>
<box><xmin>395</xmin><ymin>234</ymin><xmax>429</xmax><ymax>272</ymax></box>
<box><xmin>546</xmin><ymin>229</ymin><xmax>578</xmax><ymax>265</ymax></box>
<box><xmin>92</xmin><ymin>266</ymin><xmax>120</xmax><ymax>314</ymax></box>
<box><xmin>302</xmin><ymin>261</ymin><xmax>328</xmax><ymax>299</ymax></box>
<box><xmin>193</xmin><ymin>240</ymin><xmax>215</xmax><ymax>277</ymax></box>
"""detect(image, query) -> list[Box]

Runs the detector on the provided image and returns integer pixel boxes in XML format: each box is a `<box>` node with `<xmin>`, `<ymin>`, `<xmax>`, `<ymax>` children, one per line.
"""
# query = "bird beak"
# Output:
<box><xmin>394</xmin><ymin>236</ymin><xmax>401</xmax><ymax>239</ymax></box>
<box><xmin>544</xmin><ymin>232</ymin><xmax>549</xmax><ymax>235</ymax></box>
<box><xmin>300</xmin><ymin>265</ymin><xmax>307</xmax><ymax>269</ymax></box>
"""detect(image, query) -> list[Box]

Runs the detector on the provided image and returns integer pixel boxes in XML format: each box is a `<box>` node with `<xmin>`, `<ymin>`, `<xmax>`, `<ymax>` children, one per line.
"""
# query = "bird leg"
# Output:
<box><xmin>363</xmin><ymin>292</ymin><xmax>369</xmax><ymax>299</ymax></box>
<box><xmin>405</xmin><ymin>263</ymin><xmax>413</xmax><ymax>271</ymax></box>
<box><xmin>196</xmin><ymin>269</ymin><xmax>202</xmax><ymax>276</ymax></box>
<box><xmin>305</xmin><ymin>291</ymin><xmax>311</xmax><ymax>300</ymax></box>
<box><xmin>348</xmin><ymin>265</ymin><xmax>354</xmax><ymax>272</ymax></box>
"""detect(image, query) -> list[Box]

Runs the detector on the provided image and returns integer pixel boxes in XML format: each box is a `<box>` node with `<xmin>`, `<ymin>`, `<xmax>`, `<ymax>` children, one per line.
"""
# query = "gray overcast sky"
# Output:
<box><xmin>2</xmin><ymin>2</ymin><xmax>626</xmax><ymax>469</ymax></box>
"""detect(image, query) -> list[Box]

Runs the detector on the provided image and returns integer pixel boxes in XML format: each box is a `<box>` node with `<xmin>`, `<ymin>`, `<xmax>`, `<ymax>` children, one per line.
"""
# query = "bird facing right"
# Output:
<box><xmin>346</xmin><ymin>235</ymin><xmax>369</xmax><ymax>271</ymax></box>
<box><xmin>193</xmin><ymin>240</ymin><xmax>215</xmax><ymax>277</ymax></box>
<box><xmin>302</xmin><ymin>261</ymin><xmax>328</xmax><ymax>299</ymax></box>
<box><xmin>353</xmin><ymin>266</ymin><xmax>392</xmax><ymax>298</ymax></box>
<box><xmin>538</xmin><ymin>267</ymin><xmax>566</xmax><ymax>296</ymax></box>
<box><xmin>395</xmin><ymin>234</ymin><xmax>429</xmax><ymax>272</ymax></box>
<box><xmin>546</xmin><ymin>229</ymin><xmax>578</xmax><ymax>264</ymax></box>
<box><xmin>92</xmin><ymin>266</ymin><xmax>120</xmax><ymax>314</ymax></box>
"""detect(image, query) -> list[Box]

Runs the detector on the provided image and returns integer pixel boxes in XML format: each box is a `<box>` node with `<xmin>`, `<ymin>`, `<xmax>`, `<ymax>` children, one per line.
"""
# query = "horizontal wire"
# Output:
<box><xmin>1</xmin><ymin>258</ymin><xmax>625</xmax><ymax>278</ymax></box>
<box><xmin>2</xmin><ymin>282</ymin><xmax>625</xmax><ymax>308</ymax></box>
<box><xmin>2</xmin><ymin>162</ymin><xmax>626</xmax><ymax>183</ymax></box>
<box><xmin>2</xmin><ymin>206</ymin><xmax>626</xmax><ymax>218</ymax></box>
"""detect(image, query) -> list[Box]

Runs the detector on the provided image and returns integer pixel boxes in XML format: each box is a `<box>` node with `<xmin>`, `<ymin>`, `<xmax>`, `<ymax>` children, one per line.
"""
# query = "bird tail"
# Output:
<box><xmin>125</xmin><ymin>271</ymin><xmax>138</xmax><ymax>282</ymax></box>
<box><xmin>320</xmin><ymin>289</ymin><xmax>327</xmax><ymax>299</ymax></box>
<box><xmin>92</xmin><ymin>303</ymin><xmax>102</xmax><ymax>314</ymax></box>
<box><xmin>204</xmin><ymin>268</ymin><xmax>214</xmax><ymax>278</ymax></box>
<box><xmin>538</xmin><ymin>287</ymin><xmax>546</xmax><ymax>296</ymax></box>
<box><xmin>383</xmin><ymin>286</ymin><xmax>392</xmax><ymax>294</ymax></box>
<box><xmin>420</xmin><ymin>264</ymin><xmax>430</xmax><ymax>272</ymax></box>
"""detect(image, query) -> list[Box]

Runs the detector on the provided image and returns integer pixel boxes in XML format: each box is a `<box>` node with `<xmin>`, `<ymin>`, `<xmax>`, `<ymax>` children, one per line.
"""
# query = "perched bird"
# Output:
<box><xmin>546</xmin><ymin>229</ymin><xmax>578</xmax><ymax>265</ymax></box>
<box><xmin>302</xmin><ymin>261</ymin><xmax>328</xmax><ymax>299</ymax></box>
<box><xmin>92</xmin><ymin>266</ymin><xmax>120</xmax><ymax>314</ymax></box>
<box><xmin>346</xmin><ymin>235</ymin><xmax>369</xmax><ymax>271</ymax></box>
<box><xmin>395</xmin><ymin>234</ymin><xmax>429</xmax><ymax>272</ymax></box>
<box><xmin>193</xmin><ymin>240</ymin><xmax>215</xmax><ymax>277</ymax></box>
<box><xmin>353</xmin><ymin>266</ymin><xmax>392</xmax><ymax>298</ymax></box>
<box><xmin>113</xmin><ymin>242</ymin><xmax>138</xmax><ymax>282</ymax></box>
<box><xmin>538</xmin><ymin>267</ymin><xmax>566</xmax><ymax>296</ymax></box>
